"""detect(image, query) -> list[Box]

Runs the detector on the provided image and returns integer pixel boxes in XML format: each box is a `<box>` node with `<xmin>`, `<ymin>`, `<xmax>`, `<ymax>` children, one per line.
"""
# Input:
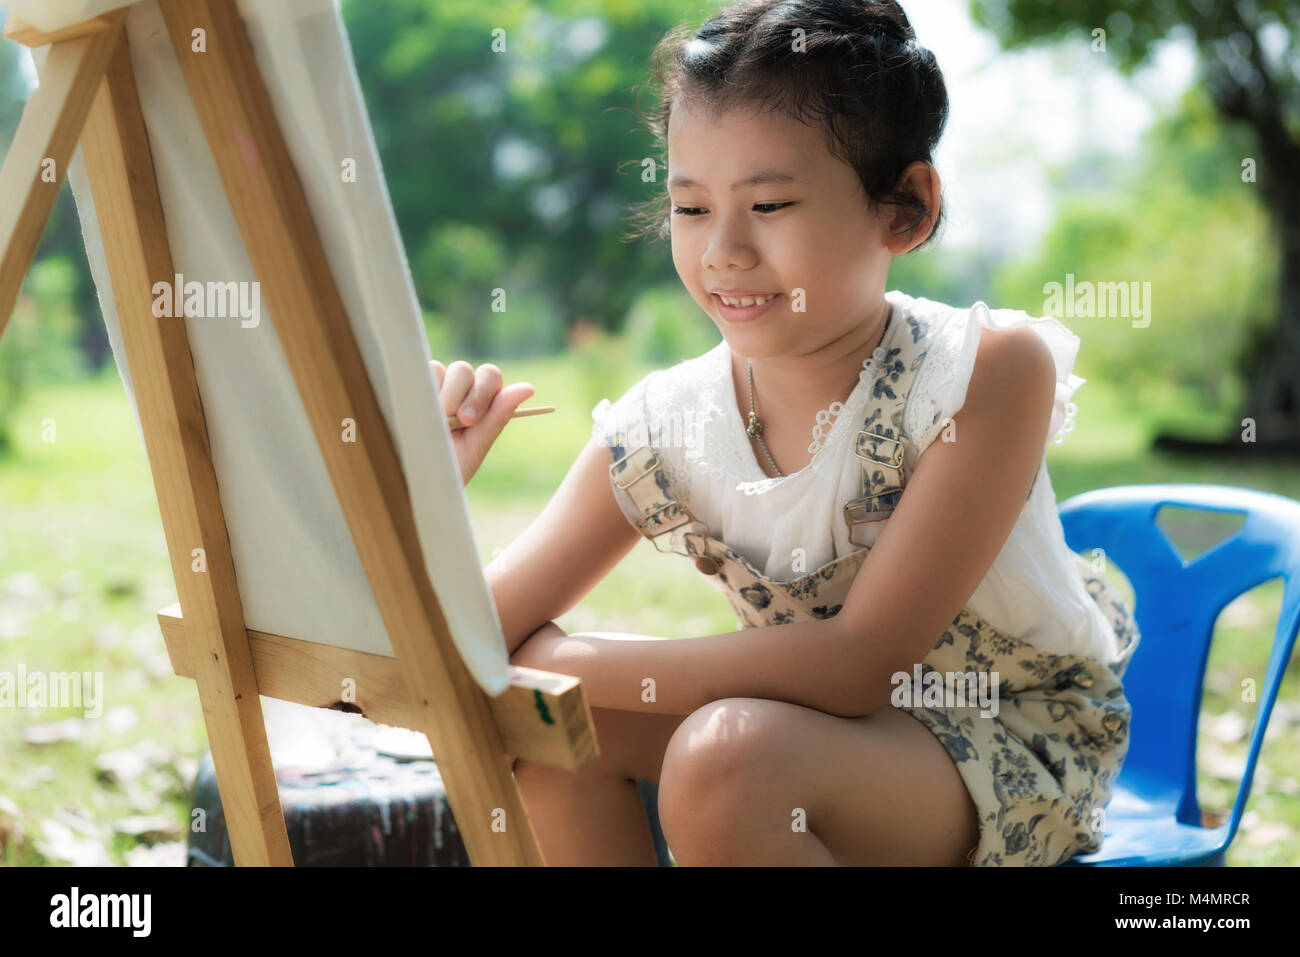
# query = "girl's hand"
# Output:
<box><xmin>430</xmin><ymin>359</ymin><xmax>535</xmax><ymax>486</ymax></box>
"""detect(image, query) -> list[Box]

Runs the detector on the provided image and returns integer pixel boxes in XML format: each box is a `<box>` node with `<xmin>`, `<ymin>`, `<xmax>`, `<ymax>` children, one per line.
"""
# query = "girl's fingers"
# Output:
<box><xmin>440</xmin><ymin>360</ymin><xmax>476</xmax><ymax>420</ymax></box>
<box><xmin>454</xmin><ymin>363</ymin><xmax>504</xmax><ymax>427</ymax></box>
<box><xmin>435</xmin><ymin>360</ymin><xmax>533</xmax><ymax>435</ymax></box>
<box><xmin>483</xmin><ymin>382</ymin><xmax>535</xmax><ymax>428</ymax></box>
<box><xmin>464</xmin><ymin>382</ymin><xmax>535</xmax><ymax>453</ymax></box>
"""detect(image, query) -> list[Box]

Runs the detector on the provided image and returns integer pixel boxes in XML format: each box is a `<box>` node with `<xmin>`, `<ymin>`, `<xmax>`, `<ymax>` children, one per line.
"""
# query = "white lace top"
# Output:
<box><xmin>591</xmin><ymin>289</ymin><xmax>1121</xmax><ymax>663</ymax></box>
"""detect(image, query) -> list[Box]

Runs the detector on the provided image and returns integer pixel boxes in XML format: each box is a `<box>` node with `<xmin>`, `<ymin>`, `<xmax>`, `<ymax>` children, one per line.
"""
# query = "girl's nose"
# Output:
<box><xmin>701</xmin><ymin>219</ymin><xmax>759</xmax><ymax>271</ymax></box>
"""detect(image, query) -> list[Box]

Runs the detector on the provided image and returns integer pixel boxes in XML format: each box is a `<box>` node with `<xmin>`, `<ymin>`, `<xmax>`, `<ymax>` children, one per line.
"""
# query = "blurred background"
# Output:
<box><xmin>0</xmin><ymin>0</ymin><xmax>1297</xmax><ymax>865</ymax></box>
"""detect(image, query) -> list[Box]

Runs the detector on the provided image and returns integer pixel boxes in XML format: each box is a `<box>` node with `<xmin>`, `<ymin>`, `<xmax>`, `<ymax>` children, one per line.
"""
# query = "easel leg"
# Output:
<box><xmin>79</xmin><ymin>29</ymin><xmax>293</xmax><ymax>866</ymax></box>
<box><xmin>0</xmin><ymin>10</ymin><xmax>125</xmax><ymax>341</ymax></box>
<box><xmin>157</xmin><ymin>0</ymin><xmax>544</xmax><ymax>864</ymax></box>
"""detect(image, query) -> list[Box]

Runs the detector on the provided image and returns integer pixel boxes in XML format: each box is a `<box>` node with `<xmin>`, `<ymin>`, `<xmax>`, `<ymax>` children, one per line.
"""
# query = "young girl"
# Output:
<box><xmin>434</xmin><ymin>0</ymin><xmax>1139</xmax><ymax>867</ymax></box>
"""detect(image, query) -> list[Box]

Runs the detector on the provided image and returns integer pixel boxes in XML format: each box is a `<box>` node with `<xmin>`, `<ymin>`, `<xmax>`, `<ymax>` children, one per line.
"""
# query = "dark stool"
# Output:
<box><xmin>188</xmin><ymin>749</ymin><xmax>673</xmax><ymax>866</ymax></box>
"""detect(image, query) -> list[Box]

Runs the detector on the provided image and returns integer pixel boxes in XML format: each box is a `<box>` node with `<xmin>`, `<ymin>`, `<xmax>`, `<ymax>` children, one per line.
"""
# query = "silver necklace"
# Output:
<box><xmin>745</xmin><ymin>305</ymin><xmax>893</xmax><ymax>478</ymax></box>
<box><xmin>744</xmin><ymin>362</ymin><xmax>784</xmax><ymax>477</ymax></box>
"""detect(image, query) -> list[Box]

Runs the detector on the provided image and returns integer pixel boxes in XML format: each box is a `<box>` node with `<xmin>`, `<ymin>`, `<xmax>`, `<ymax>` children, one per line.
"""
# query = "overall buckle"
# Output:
<box><xmin>842</xmin><ymin>492</ymin><xmax>902</xmax><ymax>528</ymax></box>
<box><xmin>639</xmin><ymin>501</ymin><xmax>709</xmax><ymax>553</ymax></box>
<box><xmin>854</xmin><ymin>429</ymin><xmax>905</xmax><ymax>469</ymax></box>
<box><xmin>612</xmin><ymin>445</ymin><xmax>659</xmax><ymax>489</ymax></box>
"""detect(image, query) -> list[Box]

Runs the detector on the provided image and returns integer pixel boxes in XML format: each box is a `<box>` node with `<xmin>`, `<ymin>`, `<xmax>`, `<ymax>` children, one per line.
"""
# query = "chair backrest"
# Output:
<box><xmin>1059</xmin><ymin>484</ymin><xmax>1300</xmax><ymax>835</ymax></box>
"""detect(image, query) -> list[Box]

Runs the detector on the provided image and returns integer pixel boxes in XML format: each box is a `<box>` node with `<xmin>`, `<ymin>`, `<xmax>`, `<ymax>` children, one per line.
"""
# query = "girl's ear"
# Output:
<box><xmin>884</xmin><ymin>161</ymin><xmax>942</xmax><ymax>255</ymax></box>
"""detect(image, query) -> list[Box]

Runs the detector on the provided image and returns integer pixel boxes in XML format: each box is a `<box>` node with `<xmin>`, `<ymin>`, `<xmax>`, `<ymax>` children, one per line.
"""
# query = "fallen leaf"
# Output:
<box><xmin>22</xmin><ymin>718</ymin><xmax>88</xmax><ymax>747</ymax></box>
<box><xmin>1199</xmin><ymin>743</ymin><xmax>1247</xmax><ymax>781</ymax></box>
<box><xmin>115</xmin><ymin>815</ymin><xmax>182</xmax><ymax>845</ymax></box>
<box><xmin>103</xmin><ymin>705</ymin><xmax>139</xmax><ymax>735</ymax></box>
<box><xmin>95</xmin><ymin>748</ymin><xmax>150</xmax><ymax>785</ymax></box>
<box><xmin>1243</xmin><ymin>820</ymin><xmax>1292</xmax><ymax>847</ymax></box>
<box><xmin>1203</xmin><ymin>711</ymin><xmax>1247</xmax><ymax>744</ymax></box>
<box><xmin>3</xmin><ymin>572</ymin><xmax>44</xmax><ymax>601</ymax></box>
<box><xmin>37</xmin><ymin>820</ymin><xmax>111</xmax><ymax>867</ymax></box>
<box><xmin>53</xmin><ymin>808</ymin><xmax>100</xmax><ymax>837</ymax></box>
<box><xmin>125</xmin><ymin>841</ymin><xmax>187</xmax><ymax>867</ymax></box>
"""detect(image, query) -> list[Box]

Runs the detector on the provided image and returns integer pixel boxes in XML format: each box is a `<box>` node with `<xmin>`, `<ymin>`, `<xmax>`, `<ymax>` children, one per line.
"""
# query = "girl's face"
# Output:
<box><xmin>667</xmin><ymin>97</ymin><xmax>896</xmax><ymax>361</ymax></box>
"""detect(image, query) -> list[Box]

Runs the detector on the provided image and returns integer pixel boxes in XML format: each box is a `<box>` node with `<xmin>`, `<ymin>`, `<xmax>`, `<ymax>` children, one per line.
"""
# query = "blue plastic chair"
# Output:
<box><xmin>1058</xmin><ymin>484</ymin><xmax>1300</xmax><ymax>866</ymax></box>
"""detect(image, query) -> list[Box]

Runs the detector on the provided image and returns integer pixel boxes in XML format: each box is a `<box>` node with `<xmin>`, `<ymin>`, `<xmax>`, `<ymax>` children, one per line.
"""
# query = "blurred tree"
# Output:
<box><xmin>0</xmin><ymin>257</ymin><xmax>86</xmax><ymax>454</ymax></box>
<box><xmin>971</xmin><ymin>0</ymin><xmax>1300</xmax><ymax>444</ymax></box>
<box><xmin>342</xmin><ymin>0</ymin><xmax>715</xmax><ymax>359</ymax></box>
<box><xmin>623</xmin><ymin>283</ymin><xmax>719</xmax><ymax>363</ymax></box>
<box><xmin>0</xmin><ymin>20</ymin><xmax>106</xmax><ymax>376</ymax></box>
<box><xmin>993</xmin><ymin>85</ymin><xmax>1274</xmax><ymax>434</ymax></box>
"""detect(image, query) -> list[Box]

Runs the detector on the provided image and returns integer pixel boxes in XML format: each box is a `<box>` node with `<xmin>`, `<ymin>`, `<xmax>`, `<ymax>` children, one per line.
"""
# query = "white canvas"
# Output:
<box><xmin>23</xmin><ymin>0</ymin><xmax>512</xmax><ymax>696</ymax></box>
<box><xmin>0</xmin><ymin>0</ymin><xmax>139</xmax><ymax>33</ymax></box>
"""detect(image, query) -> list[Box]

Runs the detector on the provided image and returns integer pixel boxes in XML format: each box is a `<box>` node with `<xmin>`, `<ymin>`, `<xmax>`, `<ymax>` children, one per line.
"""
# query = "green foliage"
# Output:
<box><xmin>568</xmin><ymin>319</ymin><xmax>638</xmax><ymax>437</ymax></box>
<box><xmin>970</xmin><ymin>0</ymin><xmax>1298</xmax><ymax>75</ymax></box>
<box><xmin>991</xmin><ymin>86</ymin><xmax>1276</xmax><ymax>427</ymax></box>
<box><xmin>414</xmin><ymin>222</ymin><xmax>508</xmax><ymax>306</ymax></box>
<box><xmin>0</xmin><ymin>29</ymin><xmax>107</xmax><ymax>374</ymax></box>
<box><xmin>423</xmin><ymin>309</ymin><xmax>455</xmax><ymax>360</ymax></box>
<box><xmin>623</xmin><ymin>284</ymin><xmax>719</xmax><ymax>364</ymax></box>
<box><xmin>414</xmin><ymin>221</ymin><xmax>509</xmax><ymax>357</ymax></box>
<box><xmin>889</xmin><ymin>242</ymin><xmax>995</xmax><ymax>308</ymax></box>
<box><xmin>480</xmin><ymin>287</ymin><xmax>567</xmax><ymax>359</ymax></box>
<box><xmin>341</xmin><ymin>0</ymin><xmax>710</xmax><ymax>352</ymax></box>
<box><xmin>0</xmin><ymin>258</ymin><xmax>88</xmax><ymax>456</ymax></box>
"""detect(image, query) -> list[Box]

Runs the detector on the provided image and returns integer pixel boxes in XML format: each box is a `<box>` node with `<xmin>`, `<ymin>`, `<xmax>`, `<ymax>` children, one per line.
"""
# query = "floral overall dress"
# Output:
<box><xmin>603</xmin><ymin>318</ymin><xmax>1140</xmax><ymax>867</ymax></box>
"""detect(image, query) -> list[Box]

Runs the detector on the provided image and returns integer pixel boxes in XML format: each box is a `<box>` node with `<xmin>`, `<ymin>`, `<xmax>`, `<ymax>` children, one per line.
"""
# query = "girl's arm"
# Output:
<box><xmin>486</xmin><ymin>436</ymin><xmax>642</xmax><ymax>656</ymax></box>
<box><xmin>514</xmin><ymin>326</ymin><xmax>1058</xmax><ymax>718</ymax></box>
<box><xmin>511</xmin><ymin>619</ymin><xmax>864</xmax><ymax>715</ymax></box>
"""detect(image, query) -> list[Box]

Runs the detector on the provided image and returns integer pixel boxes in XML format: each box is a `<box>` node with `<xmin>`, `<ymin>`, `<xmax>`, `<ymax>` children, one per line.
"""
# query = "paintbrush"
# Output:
<box><xmin>446</xmin><ymin>405</ymin><xmax>555</xmax><ymax>430</ymax></box>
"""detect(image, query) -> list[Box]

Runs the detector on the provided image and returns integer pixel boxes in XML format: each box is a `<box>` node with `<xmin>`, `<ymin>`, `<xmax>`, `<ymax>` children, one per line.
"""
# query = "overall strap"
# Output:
<box><xmin>842</xmin><ymin>310</ymin><xmax>935</xmax><ymax>546</ymax></box>
<box><xmin>608</xmin><ymin>445</ymin><xmax>707</xmax><ymax>560</ymax></box>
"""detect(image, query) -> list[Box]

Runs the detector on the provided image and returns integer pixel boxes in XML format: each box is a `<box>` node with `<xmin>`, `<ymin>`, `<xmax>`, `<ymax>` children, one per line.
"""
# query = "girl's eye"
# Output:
<box><xmin>670</xmin><ymin>203</ymin><xmax>794</xmax><ymax>217</ymax></box>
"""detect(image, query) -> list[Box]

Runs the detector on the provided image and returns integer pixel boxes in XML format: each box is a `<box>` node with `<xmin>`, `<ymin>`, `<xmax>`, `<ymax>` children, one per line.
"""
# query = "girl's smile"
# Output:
<box><xmin>711</xmin><ymin>291</ymin><xmax>784</xmax><ymax>322</ymax></box>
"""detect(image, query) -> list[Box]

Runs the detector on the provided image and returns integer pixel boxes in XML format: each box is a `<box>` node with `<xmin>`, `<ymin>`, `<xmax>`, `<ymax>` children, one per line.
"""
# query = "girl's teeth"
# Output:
<box><xmin>721</xmin><ymin>294</ymin><xmax>776</xmax><ymax>306</ymax></box>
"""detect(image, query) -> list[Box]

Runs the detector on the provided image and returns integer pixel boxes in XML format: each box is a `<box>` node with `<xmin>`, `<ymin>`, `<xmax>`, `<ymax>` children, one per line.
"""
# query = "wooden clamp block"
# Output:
<box><xmin>157</xmin><ymin>604</ymin><xmax>600</xmax><ymax>773</ymax></box>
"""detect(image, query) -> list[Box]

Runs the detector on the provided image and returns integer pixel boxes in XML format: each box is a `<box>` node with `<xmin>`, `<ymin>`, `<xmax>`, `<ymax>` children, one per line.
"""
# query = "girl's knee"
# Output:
<box><xmin>658</xmin><ymin>699</ymin><xmax>780</xmax><ymax>827</ymax></box>
<box><xmin>663</xmin><ymin>698</ymin><xmax>789</xmax><ymax>782</ymax></box>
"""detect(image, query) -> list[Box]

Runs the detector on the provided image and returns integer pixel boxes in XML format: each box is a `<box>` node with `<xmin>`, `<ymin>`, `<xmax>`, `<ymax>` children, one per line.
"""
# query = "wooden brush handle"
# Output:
<box><xmin>446</xmin><ymin>405</ymin><xmax>555</xmax><ymax>430</ymax></box>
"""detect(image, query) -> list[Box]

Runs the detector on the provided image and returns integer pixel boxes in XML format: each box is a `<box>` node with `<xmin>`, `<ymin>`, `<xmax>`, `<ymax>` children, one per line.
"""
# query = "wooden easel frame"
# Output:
<box><xmin>0</xmin><ymin>1</ymin><xmax>598</xmax><ymax>866</ymax></box>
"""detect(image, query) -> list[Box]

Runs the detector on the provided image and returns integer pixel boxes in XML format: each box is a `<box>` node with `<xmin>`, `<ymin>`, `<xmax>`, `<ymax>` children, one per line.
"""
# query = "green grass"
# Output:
<box><xmin>1</xmin><ymin>356</ymin><xmax>1297</xmax><ymax>865</ymax></box>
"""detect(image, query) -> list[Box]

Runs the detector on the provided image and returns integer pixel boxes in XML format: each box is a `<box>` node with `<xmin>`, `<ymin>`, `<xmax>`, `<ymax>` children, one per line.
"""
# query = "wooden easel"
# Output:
<box><xmin>0</xmin><ymin>1</ymin><xmax>597</xmax><ymax>866</ymax></box>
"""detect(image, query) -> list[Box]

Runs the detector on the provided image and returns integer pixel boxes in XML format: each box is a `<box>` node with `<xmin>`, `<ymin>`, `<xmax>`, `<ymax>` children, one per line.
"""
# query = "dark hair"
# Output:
<box><xmin>622</xmin><ymin>0</ymin><xmax>949</xmax><ymax>252</ymax></box>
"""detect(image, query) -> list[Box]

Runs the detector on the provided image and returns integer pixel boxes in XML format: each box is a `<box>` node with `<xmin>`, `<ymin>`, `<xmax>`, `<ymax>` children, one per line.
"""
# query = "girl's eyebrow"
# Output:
<box><xmin>667</xmin><ymin>169</ymin><xmax>798</xmax><ymax>192</ymax></box>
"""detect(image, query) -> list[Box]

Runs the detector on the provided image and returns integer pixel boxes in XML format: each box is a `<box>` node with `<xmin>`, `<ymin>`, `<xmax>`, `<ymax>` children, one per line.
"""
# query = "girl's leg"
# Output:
<box><xmin>513</xmin><ymin>705</ymin><xmax>689</xmax><ymax>866</ymax></box>
<box><xmin>658</xmin><ymin>698</ymin><xmax>981</xmax><ymax>866</ymax></box>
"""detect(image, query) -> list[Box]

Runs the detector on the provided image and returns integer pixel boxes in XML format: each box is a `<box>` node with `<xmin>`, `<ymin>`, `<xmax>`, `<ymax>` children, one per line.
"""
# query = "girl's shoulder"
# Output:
<box><xmin>899</xmin><ymin>291</ymin><xmax>1088</xmax><ymax>464</ymax></box>
<box><xmin>589</xmin><ymin>340</ymin><xmax>729</xmax><ymax>457</ymax></box>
